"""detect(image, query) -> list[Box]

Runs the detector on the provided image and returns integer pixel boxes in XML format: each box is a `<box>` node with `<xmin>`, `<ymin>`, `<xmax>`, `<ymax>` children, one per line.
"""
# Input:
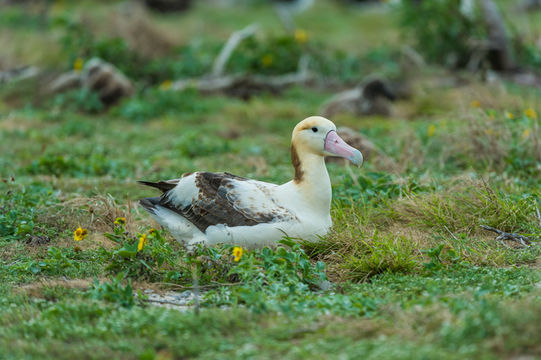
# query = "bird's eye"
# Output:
<box><xmin>312</xmin><ymin>127</ymin><xmax>318</xmax><ymax>133</ymax></box>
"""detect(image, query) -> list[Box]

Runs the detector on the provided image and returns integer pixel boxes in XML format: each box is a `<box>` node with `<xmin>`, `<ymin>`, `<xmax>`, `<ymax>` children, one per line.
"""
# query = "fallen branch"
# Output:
<box><xmin>480</xmin><ymin>225</ymin><xmax>531</xmax><ymax>247</ymax></box>
<box><xmin>173</xmin><ymin>27</ymin><xmax>311</xmax><ymax>99</ymax></box>
<box><xmin>211</xmin><ymin>24</ymin><xmax>258</xmax><ymax>77</ymax></box>
<box><xmin>0</xmin><ymin>66</ymin><xmax>41</xmax><ymax>85</ymax></box>
<box><xmin>172</xmin><ymin>69</ymin><xmax>311</xmax><ymax>99</ymax></box>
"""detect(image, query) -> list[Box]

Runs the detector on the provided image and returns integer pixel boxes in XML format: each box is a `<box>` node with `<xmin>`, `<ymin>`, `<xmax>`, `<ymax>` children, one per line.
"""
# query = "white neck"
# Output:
<box><xmin>292</xmin><ymin>152</ymin><xmax>332</xmax><ymax>216</ymax></box>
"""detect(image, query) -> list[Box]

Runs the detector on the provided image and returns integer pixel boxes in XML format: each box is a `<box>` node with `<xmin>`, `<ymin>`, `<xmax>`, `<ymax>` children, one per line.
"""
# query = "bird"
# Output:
<box><xmin>138</xmin><ymin>116</ymin><xmax>363</xmax><ymax>249</ymax></box>
<box><xmin>321</xmin><ymin>78</ymin><xmax>397</xmax><ymax>118</ymax></box>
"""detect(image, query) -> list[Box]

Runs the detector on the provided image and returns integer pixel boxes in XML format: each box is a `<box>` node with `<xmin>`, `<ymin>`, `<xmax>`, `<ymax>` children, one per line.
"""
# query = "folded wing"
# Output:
<box><xmin>139</xmin><ymin>172</ymin><xmax>295</xmax><ymax>232</ymax></box>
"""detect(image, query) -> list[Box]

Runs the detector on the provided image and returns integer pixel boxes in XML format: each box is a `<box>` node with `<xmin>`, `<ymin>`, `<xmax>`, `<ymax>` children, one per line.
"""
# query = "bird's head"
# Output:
<box><xmin>291</xmin><ymin>116</ymin><xmax>363</xmax><ymax>166</ymax></box>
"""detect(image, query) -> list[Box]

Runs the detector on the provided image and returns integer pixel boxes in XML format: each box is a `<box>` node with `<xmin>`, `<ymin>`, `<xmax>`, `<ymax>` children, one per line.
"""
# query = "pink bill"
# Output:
<box><xmin>324</xmin><ymin>130</ymin><xmax>363</xmax><ymax>166</ymax></box>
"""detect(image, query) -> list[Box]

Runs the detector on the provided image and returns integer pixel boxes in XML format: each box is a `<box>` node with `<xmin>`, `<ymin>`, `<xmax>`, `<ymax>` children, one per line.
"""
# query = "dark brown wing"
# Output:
<box><xmin>139</xmin><ymin>172</ymin><xmax>280</xmax><ymax>232</ymax></box>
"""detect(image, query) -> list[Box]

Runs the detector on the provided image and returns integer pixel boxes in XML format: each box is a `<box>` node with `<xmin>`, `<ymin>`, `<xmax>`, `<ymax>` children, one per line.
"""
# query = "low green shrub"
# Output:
<box><xmin>0</xmin><ymin>182</ymin><xmax>56</xmax><ymax>241</ymax></box>
<box><xmin>398</xmin><ymin>0</ymin><xmax>541</xmax><ymax>70</ymax></box>
<box><xmin>87</xmin><ymin>274</ymin><xmax>135</xmax><ymax>308</ymax></box>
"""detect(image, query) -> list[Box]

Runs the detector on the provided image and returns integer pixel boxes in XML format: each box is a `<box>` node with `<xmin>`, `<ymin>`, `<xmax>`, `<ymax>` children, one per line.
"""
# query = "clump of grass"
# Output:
<box><xmin>52</xmin><ymin>194</ymin><xmax>133</xmax><ymax>235</ymax></box>
<box><xmin>315</xmin><ymin>181</ymin><xmax>540</xmax><ymax>275</ymax></box>
<box><xmin>427</xmin><ymin>233</ymin><xmax>541</xmax><ymax>268</ymax></box>
<box><xmin>0</xmin><ymin>181</ymin><xmax>59</xmax><ymax>242</ymax></box>
<box><xmin>435</xmin><ymin>107</ymin><xmax>541</xmax><ymax>178</ymax></box>
<box><xmin>342</xmin><ymin>232</ymin><xmax>420</xmax><ymax>281</ymax></box>
<box><xmin>303</xmin><ymin>204</ymin><xmax>423</xmax><ymax>282</ymax></box>
<box><xmin>380</xmin><ymin>181</ymin><xmax>539</xmax><ymax>237</ymax></box>
<box><xmin>462</xmin><ymin>109</ymin><xmax>539</xmax><ymax>176</ymax></box>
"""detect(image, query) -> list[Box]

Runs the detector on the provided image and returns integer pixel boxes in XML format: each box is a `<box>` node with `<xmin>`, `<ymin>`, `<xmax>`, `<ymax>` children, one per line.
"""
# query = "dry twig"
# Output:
<box><xmin>480</xmin><ymin>225</ymin><xmax>531</xmax><ymax>248</ymax></box>
<box><xmin>443</xmin><ymin>225</ymin><xmax>460</xmax><ymax>242</ymax></box>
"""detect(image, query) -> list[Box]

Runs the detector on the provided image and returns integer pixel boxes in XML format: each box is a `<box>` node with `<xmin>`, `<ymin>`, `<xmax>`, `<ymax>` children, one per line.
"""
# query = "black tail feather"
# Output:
<box><xmin>139</xmin><ymin>197</ymin><xmax>161</xmax><ymax>214</ymax></box>
<box><xmin>137</xmin><ymin>180</ymin><xmax>178</xmax><ymax>192</ymax></box>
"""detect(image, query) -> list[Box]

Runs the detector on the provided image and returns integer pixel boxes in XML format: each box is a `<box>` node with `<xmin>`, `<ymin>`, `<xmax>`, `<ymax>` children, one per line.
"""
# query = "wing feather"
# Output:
<box><xmin>139</xmin><ymin>172</ymin><xmax>294</xmax><ymax>232</ymax></box>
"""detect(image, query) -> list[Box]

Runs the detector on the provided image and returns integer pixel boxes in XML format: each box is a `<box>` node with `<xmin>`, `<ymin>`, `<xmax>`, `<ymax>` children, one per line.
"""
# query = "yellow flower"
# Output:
<box><xmin>73</xmin><ymin>58</ymin><xmax>84</xmax><ymax>72</ymax></box>
<box><xmin>232</xmin><ymin>246</ymin><xmax>243</xmax><ymax>262</ymax></box>
<box><xmin>505</xmin><ymin>111</ymin><xmax>515</xmax><ymax>120</ymax></box>
<box><xmin>73</xmin><ymin>226</ymin><xmax>88</xmax><ymax>241</ymax></box>
<box><xmin>485</xmin><ymin>128</ymin><xmax>494</xmax><ymax>135</ymax></box>
<box><xmin>294</xmin><ymin>29</ymin><xmax>308</xmax><ymax>44</ymax></box>
<box><xmin>525</xmin><ymin>108</ymin><xmax>538</xmax><ymax>120</ymax></box>
<box><xmin>160</xmin><ymin>80</ymin><xmax>172</xmax><ymax>90</ymax></box>
<box><xmin>114</xmin><ymin>217</ymin><xmax>126</xmax><ymax>226</ymax></box>
<box><xmin>261</xmin><ymin>54</ymin><xmax>274</xmax><ymax>68</ymax></box>
<box><xmin>149</xmin><ymin>228</ymin><xmax>156</xmax><ymax>235</ymax></box>
<box><xmin>471</xmin><ymin>100</ymin><xmax>481</xmax><ymax>108</ymax></box>
<box><xmin>137</xmin><ymin>234</ymin><xmax>147</xmax><ymax>252</ymax></box>
<box><xmin>522</xmin><ymin>129</ymin><xmax>531</xmax><ymax>140</ymax></box>
<box><xmin>427</xmin><ymin>124</ymin><xmax>436</xmax><ymax>137</ymax></box>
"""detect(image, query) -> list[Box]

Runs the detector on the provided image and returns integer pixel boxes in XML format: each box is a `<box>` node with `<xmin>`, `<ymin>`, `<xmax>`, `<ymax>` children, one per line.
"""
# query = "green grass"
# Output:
<box><xmin>0</xmin><ymin>0</ymin><xmax>540</xmax><ymax>358</ymax></box>
<box><xmin>1</xmin><ymin>266</ymin><xmax>540</xmax><ymax>359</ymax></box>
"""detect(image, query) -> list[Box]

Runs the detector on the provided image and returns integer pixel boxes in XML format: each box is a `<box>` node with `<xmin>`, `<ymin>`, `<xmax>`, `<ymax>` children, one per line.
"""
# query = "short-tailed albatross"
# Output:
<box><xmin>139</xmin><ymin>116</ymin><xmax>363</xmax><ymax>248</ymax></box>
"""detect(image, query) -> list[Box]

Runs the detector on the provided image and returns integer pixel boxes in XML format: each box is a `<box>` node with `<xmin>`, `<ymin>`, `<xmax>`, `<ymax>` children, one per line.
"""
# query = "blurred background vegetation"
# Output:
<box><xmin>1</xmin><ymin>1</ymin><xmax>541</xmax><ymax>359</ymax></box>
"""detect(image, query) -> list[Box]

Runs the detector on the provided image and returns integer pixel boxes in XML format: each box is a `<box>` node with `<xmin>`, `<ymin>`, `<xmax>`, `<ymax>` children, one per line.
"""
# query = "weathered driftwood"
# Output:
<box><xmin>174</xmin><ymin>56</ymin><xmax>311</xmax><ymax>99</ymax></box>
<box><xmin>0</xmin><ymin>66</ymin><xmax>41</xmax><ymax>85</ymax></box>
<box><xmin>478</xmin><ymin>0</ymin><xmax>516</xmax><ymax>71</ymax></box>
<box><xmin>171</xmin><ymin>71</ymin><xmax>311</xmax><ymax>99</ymax></box>
<box><xmin>47</xmin><ymin>71</ymin><xmax>82</xmax><ymax>93</ymax></box>
<box><xmin>47</xmin><ymin>58</ymin><xmax>134</xmax><ymax>106</ymax></box>
<box><xmin>211</xmin><ymin>24</ymin><xmax>258</xmax><ymax>77</ymax></box>
<box><xmin>83</xmin><ymin>58</ymin><xmax>134</xmax><ymax>105</ymax></box>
